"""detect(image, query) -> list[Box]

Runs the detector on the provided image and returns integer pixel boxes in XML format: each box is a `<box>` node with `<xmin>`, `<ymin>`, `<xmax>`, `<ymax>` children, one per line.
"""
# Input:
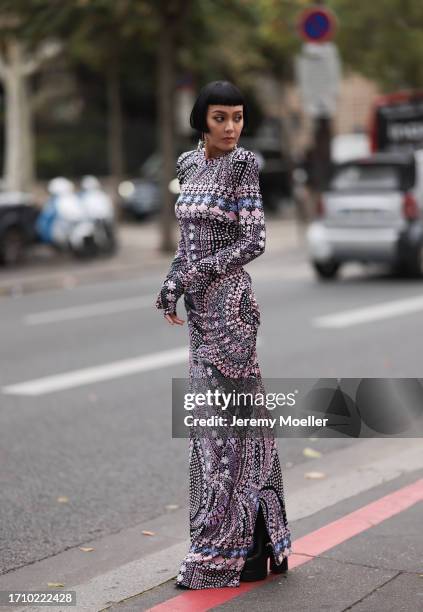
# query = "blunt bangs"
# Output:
<box><xmin>190</xmin><ymin>80</ymin><xmax>249</xmax><ymax>133</ymax></box>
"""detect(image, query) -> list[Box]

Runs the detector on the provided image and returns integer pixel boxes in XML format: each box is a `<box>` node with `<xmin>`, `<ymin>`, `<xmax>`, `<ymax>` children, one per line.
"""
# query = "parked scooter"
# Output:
<box><xmin>36</xmin><ymin>177</ymin><xmax>117</xmax><ymax>259</ymax></box>
<box><xmin>78</xmin><ymin>176</ymin><xmax>117</xmax><ymax>256</ymax></box>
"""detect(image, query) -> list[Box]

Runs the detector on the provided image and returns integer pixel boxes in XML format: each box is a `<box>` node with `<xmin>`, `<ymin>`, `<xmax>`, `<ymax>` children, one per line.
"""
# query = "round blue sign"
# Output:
<box><xmin>298</xmin><ymin>8</ymin><xmax>336</xmax><ymax>42</ymax></box>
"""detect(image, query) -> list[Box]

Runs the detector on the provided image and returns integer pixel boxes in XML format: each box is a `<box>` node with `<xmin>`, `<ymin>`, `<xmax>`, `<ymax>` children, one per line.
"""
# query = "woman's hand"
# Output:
<box><xmin>164</xmin><ymin>312</ymin><xmax>185</xmax><ymax>325</ymax></box>
<box><xmin>155</xmin><ymin>274</ymin><xmax>185</xmax><ymax>317</ymax></box>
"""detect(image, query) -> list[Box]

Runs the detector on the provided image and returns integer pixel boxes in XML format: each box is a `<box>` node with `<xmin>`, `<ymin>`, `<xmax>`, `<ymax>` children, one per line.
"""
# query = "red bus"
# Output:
<box><xmin>369</xmin><ymin>90</ymin><xmax>423</xmax><ymax>153</ymax></box>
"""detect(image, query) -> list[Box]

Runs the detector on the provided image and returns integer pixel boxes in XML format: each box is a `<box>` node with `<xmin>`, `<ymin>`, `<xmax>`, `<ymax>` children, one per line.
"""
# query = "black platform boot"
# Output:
<box><xmin>240</xmin><ymin>506</ymin><xmax>269</xmax><ymax>582</ymax></box>
<box><xmin>269</xmin><ymin>553</ymin><xmax>288</xmax><ymax>574</ymax></box>
<box><xmin>260</xmin><ymin>507</ymin><xmax>289</xmax><ymax>575</ymax></box>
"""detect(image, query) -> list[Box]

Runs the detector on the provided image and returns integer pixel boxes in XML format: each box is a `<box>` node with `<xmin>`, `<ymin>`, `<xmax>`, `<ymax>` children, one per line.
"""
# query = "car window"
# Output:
<box><xmin>330</xmin><ymin>164</ymin><xmax>409</xmax><ymax>191</ymax></box>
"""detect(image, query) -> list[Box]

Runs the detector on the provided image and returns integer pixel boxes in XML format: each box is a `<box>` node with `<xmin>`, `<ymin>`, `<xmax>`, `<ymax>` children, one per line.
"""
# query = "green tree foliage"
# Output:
<box><xmin>2</xmin><ymin>0</ymin><xmax>421</xmax><ymax>183</ymax></box>
<box><xmin>327</xmin><ymin>0</ymin><xmax>423</xmax><ymax>90</ymax></box>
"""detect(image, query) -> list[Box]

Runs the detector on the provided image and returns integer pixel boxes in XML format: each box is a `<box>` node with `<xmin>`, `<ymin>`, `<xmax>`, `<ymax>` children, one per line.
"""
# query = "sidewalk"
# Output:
<box><xmin>0</xmin><ymin>210</ymin><xmax>307</xmax><ymax>297</ymax></box>
<box><xmin>113</xmin><ymin>473</ymin><xmax>422</xmax><ymax>612</ymax></box>
<box><xmin>1</xmin><ymin>438</ymin><xmax>421</xmax><ymax>612</ymax></box>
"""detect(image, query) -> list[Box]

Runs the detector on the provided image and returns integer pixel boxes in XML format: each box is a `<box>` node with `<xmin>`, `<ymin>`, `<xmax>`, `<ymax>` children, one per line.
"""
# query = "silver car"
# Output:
<box><xmin>306</xmin><ymin>150</ymin><xmax>423</xmax><ymax>279</ymax></box>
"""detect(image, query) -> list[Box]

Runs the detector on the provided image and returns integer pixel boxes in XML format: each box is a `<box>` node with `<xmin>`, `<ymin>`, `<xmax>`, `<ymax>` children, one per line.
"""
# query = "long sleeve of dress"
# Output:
<box><xmin>155</xmin><ymin>234</ymin><xmax>188</xmax><ymax>315</ymax></box>
<box><xmin>155</xmin><ymin>155</ymin><xmax>189</xmax><ymax>316</ymax></box>
<box><xmin>182</xmin><ymin>150</ymin><xmax>266</xmax><ymax>286</ymax></box>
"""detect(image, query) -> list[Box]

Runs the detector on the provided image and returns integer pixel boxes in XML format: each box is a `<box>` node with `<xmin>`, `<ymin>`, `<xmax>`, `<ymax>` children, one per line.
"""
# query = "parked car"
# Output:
<box><xmin>118</xmin><ymin>153</ymin><xmax>162</xmax><ymax>220</ymax></box>
<box><xmin>306</xmin><ymin>150</ymin><xmax>423</xmax><ymax>279</ymax></box>
<box><xmin>0</xmin><ymin>190</ymin><xmax>39</xmax><ymax>266</ymax></box>
<box><xmin>118</xmin><ymin>150</ymin><xmax>185</xmax><ymax>221</ymax></box>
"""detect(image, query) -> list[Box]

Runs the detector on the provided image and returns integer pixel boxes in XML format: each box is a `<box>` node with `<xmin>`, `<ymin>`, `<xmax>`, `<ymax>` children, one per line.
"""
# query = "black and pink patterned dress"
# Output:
<box><xmin>155</xmin><ymin>145</ymin><xmax>292</xmax><ymax>589</ymax></box>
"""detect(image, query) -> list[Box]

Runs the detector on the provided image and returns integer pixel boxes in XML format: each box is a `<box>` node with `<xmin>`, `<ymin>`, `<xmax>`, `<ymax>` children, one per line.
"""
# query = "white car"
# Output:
<box><xmin>306</xmin><ymin>149</ymin><xmax>423</xmax><ymax>279</ymax></box>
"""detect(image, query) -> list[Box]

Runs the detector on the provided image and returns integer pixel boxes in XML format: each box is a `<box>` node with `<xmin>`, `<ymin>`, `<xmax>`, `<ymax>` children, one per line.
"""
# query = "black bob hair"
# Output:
<box><xmin>190</xmin><ymin>80</ymin><xmax>248</xmax><ymax>134</ymax></box>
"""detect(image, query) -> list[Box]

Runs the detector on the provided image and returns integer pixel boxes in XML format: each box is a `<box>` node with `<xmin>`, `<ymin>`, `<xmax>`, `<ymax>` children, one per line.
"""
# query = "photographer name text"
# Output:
<box><xmin>184</xmin><ymin>415</ymin><xmax>329</xmax><ymax>428</ymax></box>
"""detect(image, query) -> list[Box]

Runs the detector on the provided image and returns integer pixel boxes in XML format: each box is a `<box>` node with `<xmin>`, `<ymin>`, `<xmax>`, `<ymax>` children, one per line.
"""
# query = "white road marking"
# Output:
<box><xmin>313</xmin><ymin>293</ymin><xmax>423</xmax><ymax>328</ymax></box>
<box><xmin>3</xmin><ymin>337</ymin><xmax>264</xmax><ymax>396</ymax></box>
<box><xmin>21</xmin><ymin>260</ymin><xmax>312</xmax><ymax>326</ymax></box>
<box><xmin>25</xmin><ymin>295</ymin><xmax>154</xmax><ymax>325</ymax></box>
<box><xmin>24</xmin><ymin>264</ymin><xmax>311</xmax><ymax>325</ymax></box>
<box><xmin>2</xmin><ymin>347</ymin><xmax>189</xmax><ymax>396</ymax></box>
<box><xmin>22</xmin><ymin>268</ymin><xmax>310</xmax><ymax>326</ymax></box>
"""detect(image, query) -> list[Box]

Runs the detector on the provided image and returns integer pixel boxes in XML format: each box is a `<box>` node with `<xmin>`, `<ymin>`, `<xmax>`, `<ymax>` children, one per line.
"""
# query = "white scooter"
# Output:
<box><xmin>78</xmin><ymin>176</ymin><xmax>117</xmax><ymax>256</ymax></box>
<box><xmin>37</xmin><ymin>177</ymin><xmax>117</xmax><ymax>259</ymax></box>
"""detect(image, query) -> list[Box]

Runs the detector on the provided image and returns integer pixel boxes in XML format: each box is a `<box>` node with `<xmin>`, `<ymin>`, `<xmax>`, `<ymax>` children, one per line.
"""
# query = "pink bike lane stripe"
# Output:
<box><xmin>147</xmin><ymin>478</ymin><xmax>423</xmax><ymax>612</ymax></box>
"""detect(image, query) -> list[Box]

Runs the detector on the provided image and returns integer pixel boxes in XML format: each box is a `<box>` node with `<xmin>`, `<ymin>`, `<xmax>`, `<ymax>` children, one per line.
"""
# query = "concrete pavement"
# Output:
<box><xmin>0</xmin><ymin>438</ymin><xmax>421</xmax><ymax>612</ymax></box>
<box><xmin>111</xmin><ymin>472</ymin><xmax>423</xmax><ymax>612</ymax></box>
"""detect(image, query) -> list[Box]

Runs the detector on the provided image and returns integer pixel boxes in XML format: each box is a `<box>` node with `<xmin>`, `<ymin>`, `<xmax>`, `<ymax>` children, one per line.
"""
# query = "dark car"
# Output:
<box><xmin>118</xmin><ymin>153</ymin><xmax>162</xmax><ymax>220</ymax></box>
<box><xmin>0</xmin><ymin>191</ymin><xmax>39</xmax><ymax>265</ymax></box>
<box><xmin>118</xmin><ymin>150</ymin><xmax>187</xmax><ymax>221</ymax></box>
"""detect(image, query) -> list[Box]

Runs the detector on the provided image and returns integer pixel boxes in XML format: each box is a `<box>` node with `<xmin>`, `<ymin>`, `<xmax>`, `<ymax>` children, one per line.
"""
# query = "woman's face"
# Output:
<box><xmin>205</xmin><ymin>104</ymin><xmax>244</xmax><ymax>152</ymax></box>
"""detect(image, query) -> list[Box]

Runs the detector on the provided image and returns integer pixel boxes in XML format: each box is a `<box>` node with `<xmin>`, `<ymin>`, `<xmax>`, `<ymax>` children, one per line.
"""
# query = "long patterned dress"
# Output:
<box><xmin>155</xmin><ymin>145</ymin><xmax>292</xmax><ymax>589</ymax></box>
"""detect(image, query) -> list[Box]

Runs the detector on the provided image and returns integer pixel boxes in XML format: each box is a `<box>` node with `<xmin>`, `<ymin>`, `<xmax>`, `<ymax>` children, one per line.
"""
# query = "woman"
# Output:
<box><xmin>155</xmin><ymin>80</ymin><xmax>292</xmax><ymax>589</ymax></box>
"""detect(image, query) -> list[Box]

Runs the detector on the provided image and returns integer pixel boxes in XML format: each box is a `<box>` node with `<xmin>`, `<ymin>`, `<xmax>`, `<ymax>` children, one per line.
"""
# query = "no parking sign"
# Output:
<box><xmin>298</xmin><ymin>6</ymin><xmax>337</xmax><ymax>43</ymax></box>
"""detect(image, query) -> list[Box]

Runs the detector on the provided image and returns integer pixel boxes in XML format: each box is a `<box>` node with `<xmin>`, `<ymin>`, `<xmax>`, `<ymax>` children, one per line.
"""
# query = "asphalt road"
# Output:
<box><xmin>1</xmin><ymin>248</ymin><xmax>422</xmax><ymax>575</ymax></box>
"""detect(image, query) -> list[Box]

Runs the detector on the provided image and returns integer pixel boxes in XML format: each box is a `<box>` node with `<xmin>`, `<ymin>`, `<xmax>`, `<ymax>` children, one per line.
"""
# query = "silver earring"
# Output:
<box><xmin>197</xmin><ymin>133</ymin><xmax>206</xmax><ymax>151</ymax></box>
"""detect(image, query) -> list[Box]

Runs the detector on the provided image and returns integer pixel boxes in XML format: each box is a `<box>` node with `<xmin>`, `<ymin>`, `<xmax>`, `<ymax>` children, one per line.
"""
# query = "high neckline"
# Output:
<box><xmin>199</xmin><ymin>146</ymin><xmax>238</xmax><ymax>164</ymax></box>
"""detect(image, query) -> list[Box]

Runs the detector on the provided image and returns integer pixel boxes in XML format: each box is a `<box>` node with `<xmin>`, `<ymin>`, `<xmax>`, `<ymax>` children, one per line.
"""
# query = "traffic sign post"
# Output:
<box><xmin>295</xmin><ymin>41</ymin><xmax>341</xmax><ymax>118</ymax></box>
<box><xmin>295</xmin><ymin>5</ymin><xmax>342</xmax><ymax>202</ymax></box>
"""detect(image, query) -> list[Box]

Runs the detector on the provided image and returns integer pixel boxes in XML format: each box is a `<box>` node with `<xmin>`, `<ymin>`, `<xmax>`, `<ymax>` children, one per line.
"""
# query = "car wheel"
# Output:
<box><xmin>404</xmin><ymin>242</ymin><xmax>423</xmax><ymax>278</ymax></box>
<box><xmin>0</xmin><ymin>227</ymin><xmax>26</xmax><ymax>266</ymax></box>
<box><xmin>312</xmin><ymin>260</ymin><xmax>340</xmax><ymax>280</ymax></box>
<box><xmin>391</xmin><ymin>258</ymin><xmax>410</xmax><ymax>278</ymax></box>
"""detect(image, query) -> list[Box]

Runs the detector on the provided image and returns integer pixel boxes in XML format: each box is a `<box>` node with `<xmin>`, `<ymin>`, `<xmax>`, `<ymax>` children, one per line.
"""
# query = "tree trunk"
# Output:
<box><xmin>3</xmin><ymin>39</ymin><xmax>34</xmax><ymax>191</ymax></box>
<box><xmin>106</xmin><ymin>50</ymin><xmax>125</xmax><ymax>201</ymax></box>
<box><xmin>20</xmin><ymin>74</ymin><xmax>34</xmax><ymax>189</ymax></box>
<box><xmin>157</xmin><ymin>7</ymin><xmax>177</xmax><ymax>253</ymax></box>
